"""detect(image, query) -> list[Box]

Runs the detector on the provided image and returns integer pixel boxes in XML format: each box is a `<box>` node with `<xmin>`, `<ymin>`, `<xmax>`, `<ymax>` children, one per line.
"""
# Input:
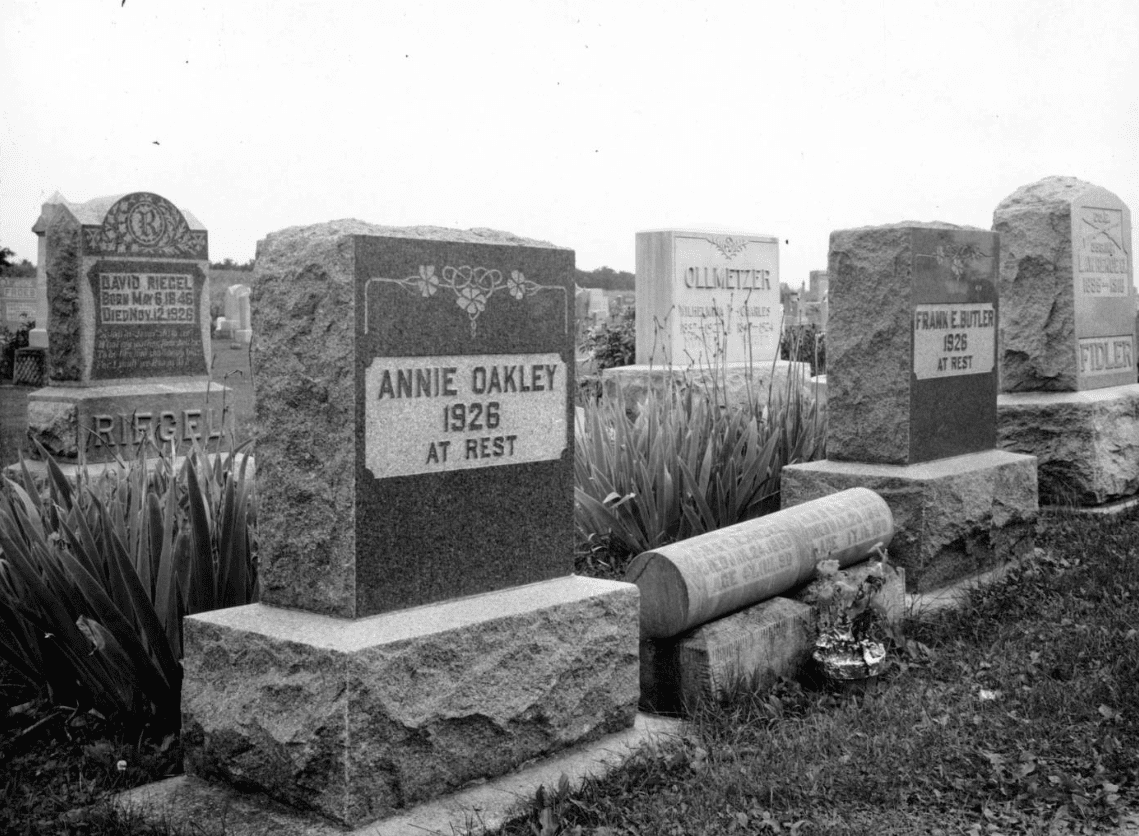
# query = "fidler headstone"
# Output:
<box><xmin>179</xmin><ymin>221</ymin><xmax>639</xmax><ymax>828</ymax></box>
<box><xmin>24</xmin><ymin>192</ymin><xmax>231</xmax><ymax>462</ymax></box>
<box><xmin>993</xmin><ymin>177</ymin><xmax>1139</xmax><ymax>504</ymax></box>
<box><xmin>782</xmin><ymin>222</ymin><xmax>1038</xmax><ymax>590</ymax></box>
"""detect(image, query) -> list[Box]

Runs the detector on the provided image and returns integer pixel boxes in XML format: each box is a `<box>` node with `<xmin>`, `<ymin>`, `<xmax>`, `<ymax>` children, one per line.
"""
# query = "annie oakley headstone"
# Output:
<box><xmin>994</xmin><ymin>177</ymin><xmax>1139</xmax><ymax>504</ymax></box>
<box><xmin>782</xmin><ymin>223</ymin><xmax>1037</xmax><ymax>590</ymax></box>
<box><xmin>180</xmin><ymin>222</ymin><xmax>638</xmax><ymax>828</ymax></box>
<box><xmin>24</xmin><ymin>192</ymin><xmax>229</xmax><ymax>461</ymax></box>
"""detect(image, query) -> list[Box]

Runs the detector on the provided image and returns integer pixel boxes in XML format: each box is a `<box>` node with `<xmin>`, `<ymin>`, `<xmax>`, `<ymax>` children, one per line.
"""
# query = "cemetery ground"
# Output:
<box><xmin>1</xmin><ymin>508</ymin><xmax>1138</xmax><ymax>834</ymax></box>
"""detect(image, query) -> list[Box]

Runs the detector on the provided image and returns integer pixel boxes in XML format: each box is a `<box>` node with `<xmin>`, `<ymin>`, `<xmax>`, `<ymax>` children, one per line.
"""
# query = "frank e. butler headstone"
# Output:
<box><xmin>782</xmin><ymin>222</ymin><xmax>1037</xmax><ymax>590</ymax></box>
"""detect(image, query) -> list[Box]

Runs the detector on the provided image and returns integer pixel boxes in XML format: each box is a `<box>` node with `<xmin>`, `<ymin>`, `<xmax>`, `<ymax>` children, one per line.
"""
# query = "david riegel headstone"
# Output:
<box><xmin>24</xmin><ymin>192</ymin><xmax>230</xmax><ymax>461</ymax></box>
<box><xmin>993</xmin><ymin>176</ymin><xmax>1139</xmax><ymax>504</ymax></box>
<box><xmin>179</xmin><ymin>221</ymin><xmax>639</xmax><ymax>828</ymax></box>
<box><xmin>782</xmin><ymin>222</ymin><xmax>1038</xmax><ymax>590</ymax></box>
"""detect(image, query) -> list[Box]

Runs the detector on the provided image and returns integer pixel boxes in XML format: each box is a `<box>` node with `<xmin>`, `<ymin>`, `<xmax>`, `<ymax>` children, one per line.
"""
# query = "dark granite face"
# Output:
<box><xmin>86</xmin><ymin>260</ymin><xmax>208</xmax><ymax>379</ymax></box>
<box><xmin>908</xmin><ymin>228</ymin><xmax>999</xmax><ymax>462</ymax></box>
<box><xmin>352</xmin><ymin>236</ymin><xmax>575</xmax><ymax>616</ymax></box>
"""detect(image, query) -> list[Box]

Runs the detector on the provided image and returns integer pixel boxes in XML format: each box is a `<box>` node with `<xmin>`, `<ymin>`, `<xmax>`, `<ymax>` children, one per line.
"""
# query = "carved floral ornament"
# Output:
<box><xmin>706</xmin><ymin>235</ymin><xmax>750</xmax><ymax>260</ymax></box>
<box><xmin>364</xmin><ymin>265</ymin><xmax>567</xmax><ymax>337</ymax></box>
<box><xmin>83</xmin><ymin>193</ymin><xmax>207</xmax><ymax>259</ymax></box>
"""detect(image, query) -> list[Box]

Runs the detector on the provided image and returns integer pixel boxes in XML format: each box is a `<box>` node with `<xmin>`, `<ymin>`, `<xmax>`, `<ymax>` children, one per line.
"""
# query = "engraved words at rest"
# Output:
<box><xmin>364</xmin><ymin>353</ymin><xmax>567</xmax><ymax>479</ymax></box>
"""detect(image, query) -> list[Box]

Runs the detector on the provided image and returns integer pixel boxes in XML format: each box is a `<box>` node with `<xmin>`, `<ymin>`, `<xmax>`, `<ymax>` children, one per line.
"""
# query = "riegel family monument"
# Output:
<box><xmin>24</xmin><ymin>192</ymin><xmax>230</xmax><ymax>461</ymax></box>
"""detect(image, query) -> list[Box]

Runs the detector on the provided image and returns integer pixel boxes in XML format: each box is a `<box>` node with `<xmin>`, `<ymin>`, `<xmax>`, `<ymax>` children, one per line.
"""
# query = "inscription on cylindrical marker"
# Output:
<box><xmin>626</xmin><ymin>488</ymin><xmax>894</xmax><ymax>638</ymax></box>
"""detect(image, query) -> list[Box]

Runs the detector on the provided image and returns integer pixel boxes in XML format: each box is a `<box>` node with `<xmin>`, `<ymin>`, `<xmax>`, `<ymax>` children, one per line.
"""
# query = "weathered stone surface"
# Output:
<box><xmin>635</xmin><ymin>229</ymin><xmax>780</xmax><ymax>366</ymax></box>
<box><xmin>182</xmin><ymin>576</ymin><xmax>639</xmax><ymax>828</ymax></box>
<box><xmin>782</xmin><ymin>450</ymin><xmax>1038</xmax><ymax>591</ymax></box>
<box><xmin>627</xmin><ymin>488</ymin><xmax>893</xmax><ymax>638</ymax></box>
<box><xmin>118</xmin><ymin>714</ymin><xmax>684</xmax><ymax>836</ymax></box>
<box><xmin>24</xmin><ymin>381</ymin><xmax>232</xmax><ymax>462</ymax></box>
<box><xmin>998</xmin><ymin>387</ymin><xmax>1139</xmax><ymax>505</ymax></box>
<box><xmin>827</xmin><ymin>222</ymin><xmax>999</xmax><ymax>464</ymax></box>
<box><xmin>600</xmin><ymin>361</ymin><xmax>821</xmax><ymax>412</ymax></box>
<box><xmin>252</xmin><ymin>221</ymin><xmax>575</xmax><ymax>618</ymax></box>
<box><xmin>993</xmin><ymin>176</ymin><xmax>1135</xmax><ymax>392</ymax></box>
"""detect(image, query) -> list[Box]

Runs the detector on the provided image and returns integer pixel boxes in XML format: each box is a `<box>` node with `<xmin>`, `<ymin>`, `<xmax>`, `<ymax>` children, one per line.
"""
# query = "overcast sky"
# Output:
<box><xmin>3</xmin><ymin>0</ymin><xmax>1137</xmax><ymax>286</ymax></box>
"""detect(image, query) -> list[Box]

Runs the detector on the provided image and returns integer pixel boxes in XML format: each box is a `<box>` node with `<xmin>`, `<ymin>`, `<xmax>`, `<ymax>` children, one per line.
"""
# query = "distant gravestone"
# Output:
<box><xmin>994</xmin><ymin>177</ymin><xmax>1139</xmax><ymax>504</ymax></box>
<box><xmin>0</xmin><ymin>276</ymin><xmax>37</xmax><ymax>329</ymax></box>
<box><xmin>783</xmin><ymin>222</ymin><xmax>1038</xmax><ymax>590</ymax></box>
<box><xmin>995</xmin><ymin>177</ymin><xmax>1135</xmax><ymax>392</ymax></box>
<box><xmin>25</xmin><ymin>192</ymin><xmax>230</xmax><ymax>461</ymax></box>
<box><xmin>635</xmin><ymin>229</ymin><xmax>780</xmax><ymax>366</ymax></box>
<box><xmin>181</xmin><ymin>221</ymin><xmax>638</xmax><ymax>827</ymax></box>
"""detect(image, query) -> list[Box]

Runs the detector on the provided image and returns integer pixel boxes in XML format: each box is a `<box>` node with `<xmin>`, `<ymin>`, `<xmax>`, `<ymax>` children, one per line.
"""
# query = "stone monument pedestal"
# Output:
<box><xmin>182</xmin><ymin>575</ymin><xmax>639</xmax><ymax>828</ymax></box>
<box><xmin>601</xmin><ymin>360</ymin><xmax>820</xmax><ymax>409</ymax></box>
<box><xmin>782</xmin><ymin>450</ymin><xmax>1038</xmax><ymax>591</ymax></box>
<box><xmin>25</xmin><ymin>379</ymin><xmax>231</xmax><ymax>461</ymax></box>
<box><xmin>998</xmin><ymin>386</ymin><xmax>1139</xmax><ymax>506</ymax></box>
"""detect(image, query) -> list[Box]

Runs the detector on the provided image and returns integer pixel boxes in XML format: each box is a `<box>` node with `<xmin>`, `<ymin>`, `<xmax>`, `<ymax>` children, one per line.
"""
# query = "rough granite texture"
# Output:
<box><xmin>252</xmin><ymin>225</ymin><xmax>359</xmax><ymax>616</ymax></box>
<box><xmin>827</xmin><ymin>222</ymin><xmax>999</xmax><ymax>464</ymax></box>
<box><xmin>46</xmin><ymin>216</ymin><xmax>83</xmax><ymax>383</ymax></box>
<box><xmin>181</xmin><ymin>577</ymin><xmax>639</xmax><ymax>828</ymax></box>
<box><xmin>998</xmin><ymin>388</ymin><xmax>1139</xmax><ymax>505</ymax></box>
<box><xmin>252</xmin><ymin>221</ymin><xmax>575</xmax><ymax>618</ymax></box>
<box><xmin>782</xmin><ymin>450</ymin><xmax>1038</xmax><ymax>591</ymax></box>
<box><xmin>993</xmin><ymin>176</ymin><xmax>1134</xmax><ymax>392</ymax></box>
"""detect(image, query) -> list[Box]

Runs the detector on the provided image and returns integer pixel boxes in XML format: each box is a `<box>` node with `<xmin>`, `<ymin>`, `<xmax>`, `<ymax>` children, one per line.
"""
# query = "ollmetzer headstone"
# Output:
<box><xmin>24</xmin><ymin>192</ymin><xmax>231</xmax><ymax>461</ymax></box>
<box><xmin>993</xmin><ymin>176</ymin><xmax>1139</xmax><ymax>504</ymax></box>
<box><xmin>782</xmin><ymin>222</ymin><xmax>1038</xmax><ymax>590</ymax></box>
<box><xmin>180</xmin><ymin>221</ymin><xmax>639</xmax><ymax>828</ymax></box>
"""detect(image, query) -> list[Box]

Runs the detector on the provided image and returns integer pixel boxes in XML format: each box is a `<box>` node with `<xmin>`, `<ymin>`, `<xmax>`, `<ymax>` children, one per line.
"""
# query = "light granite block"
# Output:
<box><xmin>181</xmin><ymin>576</ymin><xmax>640</xmax><ymax>827</ymax></box>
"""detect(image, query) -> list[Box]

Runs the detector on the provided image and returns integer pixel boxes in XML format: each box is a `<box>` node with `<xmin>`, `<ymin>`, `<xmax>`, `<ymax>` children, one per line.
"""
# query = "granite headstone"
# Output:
<box><xmin>994</xmin><ymin>176</ymin><xmax>1135</xmax><ymax>392</ymax></box>
<box><xmin>635</xmin><ymin>229</ymin><xmax>781</xmax><ymax>366</ymax></box>
<box><xmin>827</xmin><ymin>222</ymin><xmax>999</xmax><ymax>464</ymax></box>
<box><xmin>25</xmin><ymin>192</ymin><xmax>230</xmax><ymax>461</ymax></box>
<box><xmin>251</xmin><ymin>223</ymin><xmax>577</xmax><ymax>617</ymax></box>
<box><xmin>181</xmin><ymin>221</ymin><xmax>639</xmax><ymax>826</ymax></box>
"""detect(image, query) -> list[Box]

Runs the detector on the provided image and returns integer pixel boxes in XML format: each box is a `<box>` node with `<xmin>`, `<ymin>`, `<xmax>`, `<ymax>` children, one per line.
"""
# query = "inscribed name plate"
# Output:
<box><xmin>1077</xmin><ymin>206</ymin><xmax>1129</xmax><ymax>296</ymax></box>
<box><xmin>1078</xmin><ymin>336</ymin><xmax>1135</xmax><ymax>377</ymax></box>
<box><xmin>912</xmin><ymin>303</ymin><xmax>996</xmax><ymax>380</ymax></box>
<box><xmin>673</xmin><ymin>234</ymin><xmax>779</xmax><ymax>364</ymax></box>
<box><xmin>364</xmin><ymin>353</ymin><xmax>567</xmax><ymax>479</ymax></box>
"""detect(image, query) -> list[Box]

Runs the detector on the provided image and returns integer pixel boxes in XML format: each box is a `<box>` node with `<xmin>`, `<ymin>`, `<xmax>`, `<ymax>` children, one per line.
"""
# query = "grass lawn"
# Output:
<box><xmin>3</xmin><ymin>508</ymin><xmax>1139</xmax><ymax>834</ymax></box>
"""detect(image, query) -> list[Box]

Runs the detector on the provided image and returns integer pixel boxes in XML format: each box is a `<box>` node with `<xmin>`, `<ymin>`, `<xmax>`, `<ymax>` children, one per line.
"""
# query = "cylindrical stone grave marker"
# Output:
<box><xmin>626</xmin><ymin>487</ymin><xmax>893</xmax><ymax>638</ymax></box>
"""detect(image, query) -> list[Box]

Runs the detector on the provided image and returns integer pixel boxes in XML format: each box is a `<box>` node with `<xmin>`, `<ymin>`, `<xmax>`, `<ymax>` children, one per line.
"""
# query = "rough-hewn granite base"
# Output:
<box><xmin>997</xmin><ymin>387</ymin><xmax>1139</xmax><ymax>505</ymax></box>
<box><xmin>639</xmin><ymin>562</ymin><xmax>904</xmax><ymax>713</ymax></box>
<box><xmin>781</xmin><ymin>450</ymin><xmax>1038</xmax><ymax>591</ymax></box>
<box><xmin>181</xmin><ymin>576</ymin><xmax>639</xmax><ymax>828</ymax></box>
<box><xmin>600</xmin><ymin>361</ymin><xmax>821</xmax><ymax>410</ymax></box>
<box><xmin>24</xmin><ymin>379</ymin><xmax>231</xmax><ymax>462</ymax></box>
